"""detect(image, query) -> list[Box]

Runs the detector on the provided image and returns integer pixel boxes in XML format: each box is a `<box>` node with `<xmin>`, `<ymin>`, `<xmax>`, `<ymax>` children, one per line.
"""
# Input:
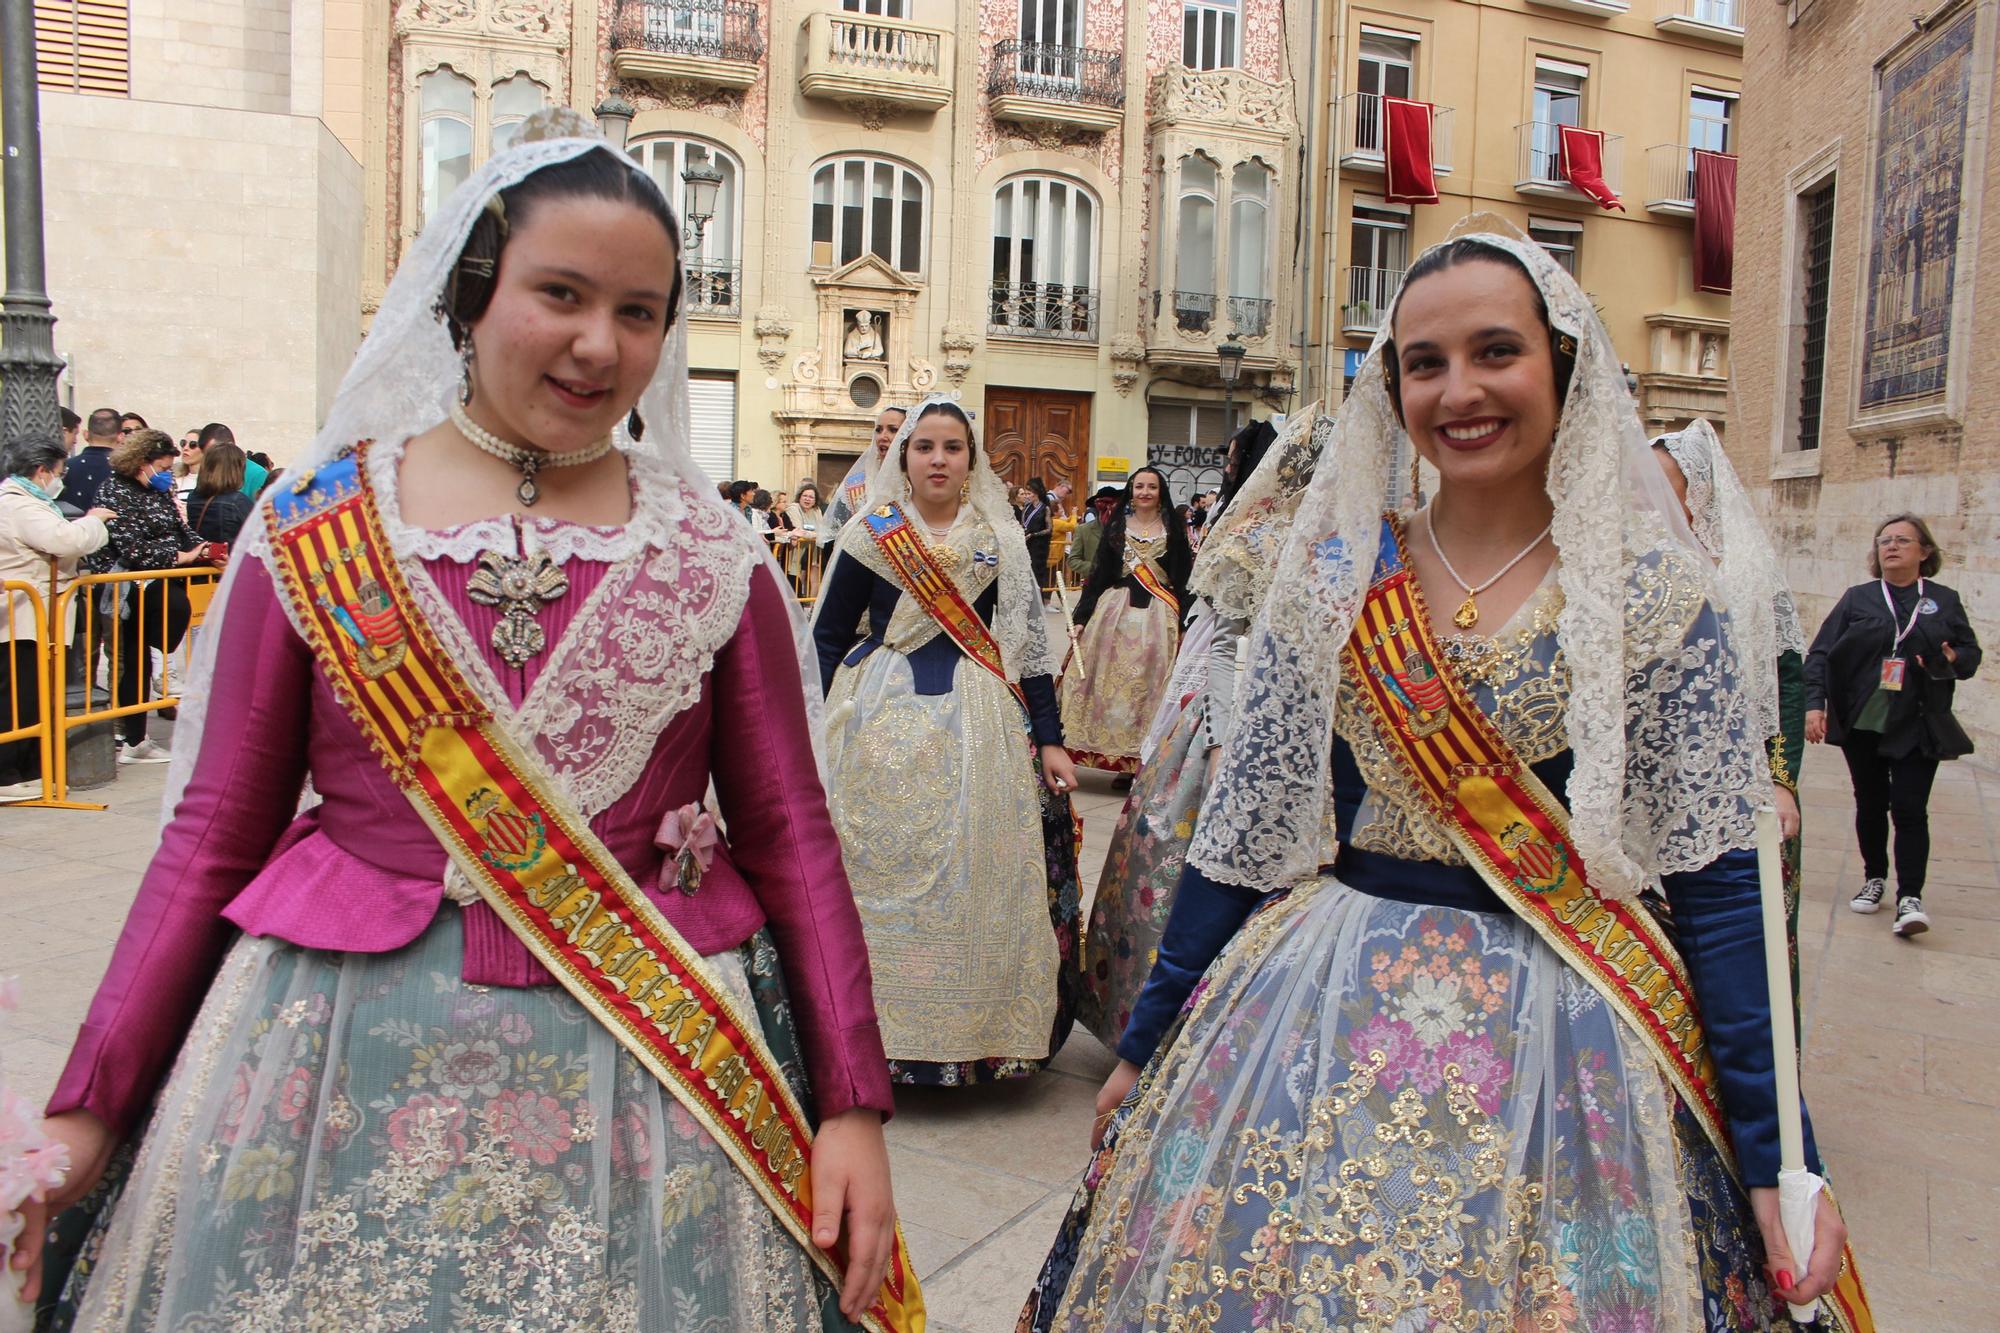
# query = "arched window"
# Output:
<box><xmin>811</xmin><ymin>156</ymin><xmax>928</xmax><ymax>275</ymax></box>
<box><xmin>1173</xmin><ymin>155</ymin><xmax>1219</xmax><ymax>331</ymax></box>
<box><xmin>631</xmin><ymin>136</ymin><xmax>745</xmax><ymax>317</ymax></box>
<box><xmin>1229</xmin><ymin>160</ymin><xmax>1272</xmax><ymax>335</ymax></box>
<box><xmin>418</xmin><ymin>67</ymin><xmax>475</xmax><ymax>226</ymax></box>
<box><xmin>489</xmin><ymin>72</ymin><xmax>546</xmax><ymax>153</ymax></box>
<box><xmin>990</xmin><ymin>175</ymin><xmax>1100</xmax><ymax>340</ymax></box>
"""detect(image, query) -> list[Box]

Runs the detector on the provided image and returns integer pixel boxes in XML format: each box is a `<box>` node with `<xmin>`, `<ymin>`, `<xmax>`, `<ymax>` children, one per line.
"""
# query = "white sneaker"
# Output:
<box><xmin>1850</xmin><ymin>878</ymin><xmax>1887</xmax><ymax>914</ymax></box>
<box><xmin>0</xmin><ymin>779</ymin><xmax>43</xmax><ymax>801</ymax></box>
<box><xmin>1892</xmin><ymin>896</ymin><xmax>1931</xmax><ymax>938</ymax></box>
<box><xmin>118</xmin><ymin>738</ymin><xmax>172</xmax><ymax>765</ymax></box>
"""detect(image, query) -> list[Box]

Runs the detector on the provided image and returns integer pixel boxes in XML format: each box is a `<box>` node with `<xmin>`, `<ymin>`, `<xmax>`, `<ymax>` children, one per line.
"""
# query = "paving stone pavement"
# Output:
<box><xmin>2</xmin><ymin>726</ymin><xmax>1997</xmax><ymax>1331</ymax></box>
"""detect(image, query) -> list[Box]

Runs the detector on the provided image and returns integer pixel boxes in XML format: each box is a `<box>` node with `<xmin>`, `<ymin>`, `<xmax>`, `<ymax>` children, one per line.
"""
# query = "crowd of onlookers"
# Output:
<box><xmin>0</xmin><ymin>406</ymin><xmax>283</xmax><ymax>797</ymax></box>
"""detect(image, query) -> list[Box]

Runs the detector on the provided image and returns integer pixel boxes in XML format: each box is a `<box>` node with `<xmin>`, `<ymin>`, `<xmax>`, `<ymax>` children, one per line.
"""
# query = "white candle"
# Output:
<box><xmin>1754</xmin><ymin>806</ymin><xmax>1805</xmax><ymax>1172</ymax></box>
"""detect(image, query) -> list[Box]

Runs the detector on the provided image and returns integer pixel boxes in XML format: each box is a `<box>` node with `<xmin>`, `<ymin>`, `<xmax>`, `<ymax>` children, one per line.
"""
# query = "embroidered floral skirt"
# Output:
<box><xmin>1023</xmin><ymin>875</ymin><xmax>1806</xmax><ymax>1333</ymax></box>
<box><xmin>1076</xmin><ymin>692</ymin><xmax>1211</xmax><ymax>1048</ymax></box>
<box><xmin>827</xmin><ymin>648</ymin><xmax>1080</xmax><ymax>1086</ymax></box>
<box><xmin>1060</xmin><ymin>589</ymin><xmax>1180</xmax><ymax>773</ymax></box>
<box><xmin>52</xmin><ymin>914</ymin><xmax>855</xmax><ymax>1333</ymax></box>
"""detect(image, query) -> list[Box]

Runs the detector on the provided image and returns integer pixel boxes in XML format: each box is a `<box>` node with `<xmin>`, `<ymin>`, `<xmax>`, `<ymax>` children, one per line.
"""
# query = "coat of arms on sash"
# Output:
<box><xmin>319</xmin><ymin>575</ymin><xmax>408</xmax><ymax>680</ymax></box>
<box><xmin>1499</xmin><ymin>819</ymin><xmax>1567</xmax><ymax>892</ymax></box>
<box><xmin>1359</xmin><ymin>626</ymin><xmax>1450</xmax><ymax>738</ymax></box>
<box><xmin>466</xmin><ymin>786</ymin><xmax>549</xmax><ymax>873</ymax></box>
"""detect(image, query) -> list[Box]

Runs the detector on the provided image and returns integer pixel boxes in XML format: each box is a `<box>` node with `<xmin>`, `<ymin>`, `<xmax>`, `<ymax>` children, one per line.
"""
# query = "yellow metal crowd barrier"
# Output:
<box><xmin>0</xmin><ymin>565</ymin><xmax>219</xmax><ymax>810</ymax></box>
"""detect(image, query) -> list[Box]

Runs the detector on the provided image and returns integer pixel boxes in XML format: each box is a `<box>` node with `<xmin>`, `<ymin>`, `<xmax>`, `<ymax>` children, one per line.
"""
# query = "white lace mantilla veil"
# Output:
<box><xmin>161</xmin><ymin>108</ymin><xmax>827</xmax><ymax>821</ymax></box>
<box><xmin>1655</xmin><ymin>417</ymin><xmax>1809</xmax><ymax>699</ymax></box>
<box><xmin>809</xmin><ymin>392</ymin><xmax>1057</xmax><ymax>682</ymax></box>
<box><xmin>1187</xmin><ymin>219</ymin><xmax>1773</xmax><ymax>899</ymax></box>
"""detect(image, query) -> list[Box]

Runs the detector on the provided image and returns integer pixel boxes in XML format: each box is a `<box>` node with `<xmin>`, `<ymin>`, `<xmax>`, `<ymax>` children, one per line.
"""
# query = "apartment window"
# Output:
<box><xmin>1530</xmin><ymin>217</ymin><xmax>1582</xmax><ymax>278</ymax></box>
<box><xmin>1347</xmin><ymin>201</ymin><xmax>1409</xmax><ymax>331</ymax></box>
<box><xmin>1174</xmin><ymin>156</ymin><xmax>1220</xmax><ymax>330</ymax></box>
<box><xmin>419</xmin><ymin>68</ymin><xmax>476</xmax><ymax>226</ymax></box>
<box><xmin>1019</xmin><ymin>0</ymin><xmax>1080</xmax><ymax>48</ymax></box>
<box><xmin>1148</xmin><ymin>401</ymin><xmax>1242</xmax><ymax>449</ymax></box>
<box><xmin>1354</xmin><ymin>30</ymin><xmax>1416</xmax><ymax>154</ymax></box>
<box><xmin>489</xmin><ymin>73</ymin><xmax>546</xmax><ymax>154</ymax></box>
<box><xmin>811</xmin><ymin>156</ymin><xmax>928</xmax><ymax>274</ymax></box>
<box><xmin>1229</xmin><ymin>162</ymin><xmax>1271</xmax><ymax>302</ymax></box>
<box><xmin>1183</xmin><ymin>0</ymin><xmax>1239</xmax><ymax>71</ymax></box>
<box><xmin>1531</xmin><ymin>60</ymin><xmax>1587</xmax><ymax>181</ymax></box>
<box><xmin>35</xmin><ymin>1</ymin><xmax>129</xmax><ymax>96</ymax></box>
<box><xmin>1793</xmin><ymin>179</ymin><xmax>1836</xmax><ymax>451</ymax></box>
<box><xmin>1689</xmin><ymin>88</ymin><xmax>1734</xmax><ymax>155</ymax></box>
<box><xmin>991</xmin><ymin>175</ymin><xmax>1100</xmax><ymax>339</ymax></box>
<box><xmin>843</xmin><ymin>0</ymin><xmax>907</xmax><ymax>16</ymax></box>
<box><xmin>633</xmin><ymin>137</ymin><xmax>743</xmax><ymax>266</ymax></box>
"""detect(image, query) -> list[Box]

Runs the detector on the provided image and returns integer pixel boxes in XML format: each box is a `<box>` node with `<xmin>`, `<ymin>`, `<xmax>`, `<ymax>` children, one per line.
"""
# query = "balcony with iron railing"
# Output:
<box><xmin>1655</xmin><ymin>0</ymin><xmax>1744</xmax><ymax>45</ymax></box>
<box><xmin>1526</xmin><ymin>0</ymin><xmax>1629</xmax><ymax>15</ymax></box>
<box><xmin>1644</xmin><ymin>144</ymin><xmax>1702</xmax><ymax>216</ymax></box>
<box><xmin>610</xmin><ymin>0</ymin><xmax>763</xmax><ymax>90</ymax></box>
<box><xmin>800</xmin><ymin>10</ymin><xmax>954</xmax><ymax>115</ymax></box>
<box><xmin>684</xmin><ymin>261</ymin><xmax>743</xmax><ymax>319</ymax></box>
<box><xmin>1341</xmin><ymin>266</ymin><xmax>1405</xmax><ymax>336</ymax></box>
<box><xmin>1227</xmin><ymin>296</ymin><xmax>1274</xmax><ymax>339</ymax></box>
<box><xmin>987</xmin><ymin>40</ymin><xmax>1124</xmax><ymax>133</ymax></box>
<box><xmin>1515</xmin><ymin>121</ymin><xmax>1624</xmax><ymax>200</ymax></box>
<box><xmin>988</xmin><ymin>281</ymin><xmax>1101</xmax><ymax>342</ymax></box>
<box><xmin>1336</xmin><ymin>93</ymin><xmax>1454</xmax><ymax>176</ymax></box>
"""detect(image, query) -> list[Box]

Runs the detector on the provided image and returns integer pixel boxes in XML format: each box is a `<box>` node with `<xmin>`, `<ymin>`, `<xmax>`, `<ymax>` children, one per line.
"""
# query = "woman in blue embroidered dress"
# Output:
<box><xmin>811</xmin><ymin>397</ymin><xmax>1084</xmax><ymax>1086</ymax></box>
<box><xmin>1020</xmin><ymin>230</ymin><xmax>1861</xmax><ymax>1332</ymax></box>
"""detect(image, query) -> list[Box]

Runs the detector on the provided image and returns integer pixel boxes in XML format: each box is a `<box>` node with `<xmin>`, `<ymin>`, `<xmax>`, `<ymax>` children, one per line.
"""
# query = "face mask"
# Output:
<box><xmin>149</xmin><ymin>470</ymin><xmax>174</xmax><ymax>492</ymax></box>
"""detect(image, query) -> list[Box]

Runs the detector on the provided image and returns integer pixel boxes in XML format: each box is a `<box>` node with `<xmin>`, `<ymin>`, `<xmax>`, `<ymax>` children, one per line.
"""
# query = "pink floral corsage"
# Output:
<box><xmin>655</xmin><ymin>803</ymin><xmax>719</xmax><ymax>896</ymax></box>
<box><xmin>0</xmin><ymin>978</ymin><xmax>70</xmax><ymax>1321</ymax></box>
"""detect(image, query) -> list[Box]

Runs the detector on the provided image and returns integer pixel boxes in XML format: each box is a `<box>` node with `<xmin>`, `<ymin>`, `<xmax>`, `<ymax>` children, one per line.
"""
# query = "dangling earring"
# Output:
<box><xmin>959</xmin><ymin>478</ymin><xmax>971</xmax><ymax>503</ymax></box>
<box><xmin>1410</xmin><ymin>453</ymin><xmax>1422</xmax><ymax>504</ymax></box>
<box><xmin>458</xmin><ymin>340</ymin><xmax>477</xmax><ymax>407</ymax></box>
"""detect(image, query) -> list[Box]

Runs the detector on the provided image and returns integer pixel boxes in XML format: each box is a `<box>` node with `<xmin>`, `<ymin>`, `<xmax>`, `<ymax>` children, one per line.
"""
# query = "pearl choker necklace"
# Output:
<box><xmin>450</xmin><ymin>402</ymin><xmax>614</xmax><ymax>507</ymax></box>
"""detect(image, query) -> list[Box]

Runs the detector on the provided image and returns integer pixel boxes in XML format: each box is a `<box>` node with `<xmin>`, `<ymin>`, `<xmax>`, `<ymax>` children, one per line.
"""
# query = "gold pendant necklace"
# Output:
<box><xmin>1424</xmin><ymin>500</ymin><xmax>1553</xmax><ymax>632</ymax></box>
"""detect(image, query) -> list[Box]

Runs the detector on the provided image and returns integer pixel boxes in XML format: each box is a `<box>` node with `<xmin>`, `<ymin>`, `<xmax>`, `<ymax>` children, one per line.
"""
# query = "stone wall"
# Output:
<box><xmin>37</xmin><ymin>92</ymin><xmax>363</xmax><ymax>459</ymax></box>
<box><xmin>1730</xmin><ymin>0</ymin><xmax>1999</xmax><ymax>754</ymax></box>
<box><xmin>128</xmin><ymin>0</ymin><xmax>298</xmax><ymax>115</ymax></box>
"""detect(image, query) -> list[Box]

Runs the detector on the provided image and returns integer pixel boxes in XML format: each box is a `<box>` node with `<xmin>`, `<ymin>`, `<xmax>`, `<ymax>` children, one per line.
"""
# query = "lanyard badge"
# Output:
<box><xmin>1878</xmin><ymin>578</ymin><xmax>1925</xmax><ymax>692</ymax></box>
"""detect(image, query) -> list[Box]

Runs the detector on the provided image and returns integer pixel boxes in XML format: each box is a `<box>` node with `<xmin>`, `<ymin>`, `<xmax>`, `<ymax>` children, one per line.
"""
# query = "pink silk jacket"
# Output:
<box><xmin>50</xmin><ymin>507</ymin><xmax>892</xmax><ymax>1138</ymax></box>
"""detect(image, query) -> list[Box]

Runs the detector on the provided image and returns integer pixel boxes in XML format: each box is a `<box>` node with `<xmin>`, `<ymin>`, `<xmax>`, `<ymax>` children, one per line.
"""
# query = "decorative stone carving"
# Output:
<box><xmin>793</xmin><ymin>348</ymin><xmax>823</xmax><ymax>384</ymax></box>
<box><xmin>847</xmin><ymin>98</ymin><xmax>902</xmax><ymax>131</ymax></box>
<box><xmin>754</xmin><ymin>308</ymin><xmax>795</xmax><ymax>375</ymax></box>
<box><xmin>1149</xmin><ymin>68</ymin><xmax>1297</xmax><ymax>144</ymax></box>
<box><xmin>398</xmin><ymin>0</ymin><xmax>565</xmax><ymax>46</ymax></box>
<box><xmin>844</xmin><ymin>310</ymin><xmax>886</xmax><ymax>361</ymax></box>
<box><xmin>940</xmin><ymin>321</ymin><xmax>978</xmax><ymax>386</ymax></box>
<box><xmin>910</xmin><ymin>358</ymin><xmax>938</xmax><ymax>392</ymax></box>
<box><xmin>1699</xmin><ymin>333</ymin><xmax>1721</xmax><ymax>377</ymax></box>
<box><xmin>1109</xmin><ymin>337</ymin><xmax>1145</xmax><ymax>395</ymax></box>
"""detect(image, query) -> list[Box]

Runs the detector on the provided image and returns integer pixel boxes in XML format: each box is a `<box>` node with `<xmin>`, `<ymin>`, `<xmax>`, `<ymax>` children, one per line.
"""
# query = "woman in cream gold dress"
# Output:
<box><xmin>812</xmin><ymin>397</ymin><xmax>1083</xmax><ymax>1086</ymax></box>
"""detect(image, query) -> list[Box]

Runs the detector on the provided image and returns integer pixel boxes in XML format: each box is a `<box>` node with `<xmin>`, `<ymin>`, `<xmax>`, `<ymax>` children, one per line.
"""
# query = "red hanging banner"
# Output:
<box><xmin>1558</xmin><ymin>125</ymin><xmax>1625</xmax><ymax>212</ymax></box>
<box><xmin>1693</xmin><ymin>149</ymin><xmax>1737</xmax><ymax>294</ymax></box>
<box><xmin>1382</xmin><ymin>97</ymin><xmax>1440</xmax><ymax>206</ymax></box>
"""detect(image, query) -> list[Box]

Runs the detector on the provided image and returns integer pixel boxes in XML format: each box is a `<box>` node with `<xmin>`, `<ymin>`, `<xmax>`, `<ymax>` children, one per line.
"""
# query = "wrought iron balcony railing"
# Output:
<box><xmin>684</xmin><ymin>261</ymin><xmax>742</xmax><ymax>318</ymax></box>
<box><xmin>1227</xmin><ymin>296</ymin><xmax>1274</xmax><ymax>339</ymax></box>
<box><xmin>988</xmin><ymin>281</ymin><xmax>1101</xmax><ymax>342</ymax></box>
<box><xmin>1515</xmin><ymin>120</ymin><xmax>1625</xmax><ymax>196</ymax></box>
<box><xmin>612</xmin><ymin>0</ymin><xmax>764</xmax><ymax>64</ymax></box>
<box><xmin>1164</xmin><ymin>290</ymin><xmax>1215</xmax><ymax>334</ymax></box>
<box><xmin>1341</xmin><ymin>266</ymin><xmax>1404</xmax><ymax>334</ymax></box>
<box><xmin>987</xmin><ymin>41</ymin><xmax>1124</xmax><ymax>109</ymax></box>
<box><xmin>1335</xmin><ymin>93</ymin><xmax>1454</xmax><ymax>173</ymax></box>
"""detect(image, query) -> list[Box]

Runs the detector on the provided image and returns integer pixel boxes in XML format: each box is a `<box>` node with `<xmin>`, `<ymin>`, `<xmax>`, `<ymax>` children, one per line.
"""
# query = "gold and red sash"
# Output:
<box><xmin>268</xmin><ymin>450</ymin><xmax>924</xmax><ymax>1333</ymax></box>
<box><xmin>1129</xmin><ymin>558</ymin><xmax>1181</xmax><ymax>621</ymax></box>
<box><xmin>1345</xmin><ymin>519</ymin><xmax>1872</xmax><ymax>1332</ymax></box>
<box><xmin>862</xmin><ymin>504</ymin><xmax>1027</xmax><ymax>711</ymax></box>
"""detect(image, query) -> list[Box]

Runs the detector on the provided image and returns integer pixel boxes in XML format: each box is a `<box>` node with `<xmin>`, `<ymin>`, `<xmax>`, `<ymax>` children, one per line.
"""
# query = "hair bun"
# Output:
<box><xmin>515</xmin><ymin>106</ymin><xmax>603</xmax><ymax>146</ymax></box>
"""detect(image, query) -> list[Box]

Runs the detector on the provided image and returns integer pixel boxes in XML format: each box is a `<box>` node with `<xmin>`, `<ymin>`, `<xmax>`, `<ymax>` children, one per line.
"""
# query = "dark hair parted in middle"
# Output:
<box><xmin>439</xmin><ymin>148</ymin><xmax>684</xmax><ymax>347</ymax></box>
<box><xmin>1382</xmin><ymin>238</ymin><xmax>1578</xmax><ymax>426</ymax></box>
<box><xmin>896</xmin><ymin>400</ymin><xmax>978</xmax><ymax>473</ymax></box>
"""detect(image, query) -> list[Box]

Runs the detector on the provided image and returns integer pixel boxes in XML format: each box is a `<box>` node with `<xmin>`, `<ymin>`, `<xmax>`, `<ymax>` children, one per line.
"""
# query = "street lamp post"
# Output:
<box><xmin>680</xmin><ymin>158</ymin><xmax>724</xmax><ymax>312</ymax></box>
<box><xmin>592</xmin><ymin>92</ymin><xmax>636</xmax><ymax>150</ymax></box>
<box><xmin>1216</xmin><ymin>333</ymin><xmax>1247</xmax><ymax>446</ymax></box>
<box><xmin>0</xmin><ymin>0</ymin><xmax>67</xmax><ymax>442</ymax></box>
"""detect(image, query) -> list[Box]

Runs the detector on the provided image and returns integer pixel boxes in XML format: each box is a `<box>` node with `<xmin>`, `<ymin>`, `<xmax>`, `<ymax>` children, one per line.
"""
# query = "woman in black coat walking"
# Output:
<box><xmin>1805</xmin><ymin>512</ymin><xmax>1981</xmax><ymax>937</ymax></box>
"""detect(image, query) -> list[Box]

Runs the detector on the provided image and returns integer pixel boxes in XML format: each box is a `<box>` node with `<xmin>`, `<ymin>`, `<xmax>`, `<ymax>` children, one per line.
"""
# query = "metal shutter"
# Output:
<box><xmin>686</xmin><ymin>373</ymin><xmax>738</xmax><ymax>485</ymax></box>
<box><xmin>35</xmin><ymin>1</ymin><xmax>129</xmax><ymax>96</ymax></box>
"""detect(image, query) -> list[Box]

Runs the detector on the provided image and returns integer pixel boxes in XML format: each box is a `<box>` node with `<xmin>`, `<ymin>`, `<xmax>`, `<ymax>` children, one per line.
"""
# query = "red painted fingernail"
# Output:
<box><xmin>1775</xmin><ymin>1269</ymin><xmax>1794</xmax><ymax>1292</ymax></box>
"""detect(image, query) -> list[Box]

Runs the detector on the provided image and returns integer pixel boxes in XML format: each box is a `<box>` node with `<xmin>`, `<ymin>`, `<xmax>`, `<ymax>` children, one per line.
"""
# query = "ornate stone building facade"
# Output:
<box><xmin>1731</xmin><ymin>0</ymin><xmax>1997</xmax><ymax>749</ymax></box>
<box><xmin>363</xmin><ymin>0</ymin><xmax>1307</xmax><ymax>496</ymax></box>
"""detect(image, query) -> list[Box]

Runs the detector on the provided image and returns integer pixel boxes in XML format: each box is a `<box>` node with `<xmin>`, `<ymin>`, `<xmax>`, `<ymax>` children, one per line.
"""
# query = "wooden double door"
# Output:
<box><xmin>984</xmin><ymin>387</ymin><xmax>1091</xmax><ymax>495</ymax></box>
